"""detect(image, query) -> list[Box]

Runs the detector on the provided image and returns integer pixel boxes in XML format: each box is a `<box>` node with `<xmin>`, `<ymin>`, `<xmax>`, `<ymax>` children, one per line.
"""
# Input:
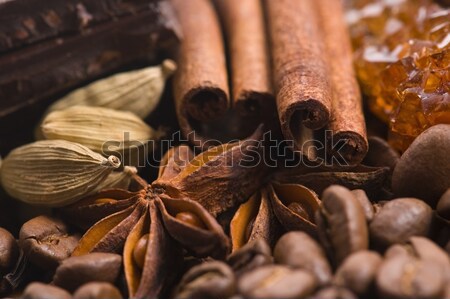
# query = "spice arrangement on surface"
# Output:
<box><xmin>0</xmin><ymin>0</ymin><xmax>449</xmax><ymax>299</ymax></box>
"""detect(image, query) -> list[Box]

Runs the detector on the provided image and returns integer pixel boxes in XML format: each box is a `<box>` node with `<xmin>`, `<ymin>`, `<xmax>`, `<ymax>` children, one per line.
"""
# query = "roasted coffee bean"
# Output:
<box><xmin>308</xmin><ymin>286</ymin><xmax>358</xmax><ymax>299</ymax></box>
<box><xmin>391</xmin><ymin>237</ymin><xmax>450</xmax><ymax>281</ymax></box>
<box><xmin>384</xmin><ymin>244</ymin><xmax>411</xmax><ymax>259</ymax></box>
<box><xmin>0</xmin><ymin>227</ymin><xmax>19</xmax><ymax>275</ymax></box>
<box><xmin>19</xmin><ymin>216</ymin><xmax>79</xmax><ymax>270</ymax></box>
<box><xmin>237</xmin><ymin>265</ymin><xmax>317</xmax><ymax>299</ymax></box>
<box><xmin>227</xmin><ymin>239</ymin><xmax>272</xmax><ymax>277</ymax></box>
<box><xmin>53</xmin><ymin>252</ymin><xmax>122</xmax><ymax>292</ymax></box>
<box><xmin>274</xmin><ymin>231</ymin><xmax>332</xmax><ymax>286</ymax></box>
<box><xmin>436</xmin><ymin>189</ymin><xmax>450</xmax><ymax>221</ymax></box>
<box><xmin>372</xmin><ymin>200</ymin><xmax>388</xmax><ymax>214</ymax></box>
<box><xmin>376</xmin><ymin>255</ymin><xmax>446</xmax><ymax>299</ymax></box>
<box><xmin>351</xmin><ymin>189</ymin><xmax>374</xmax><ymax>222</ymax></box>
<box><xmin>316</xmin><ymin>185</ymin><xmax>368</xmax><ymax>264</ymax></box>
<box><xmin>334</xmin><ymin>250</ymin><xmax>382</xmax><ymax>296</ymax></box>
<box><xmin>445</xmin><ymin>285</ymin><xmax>450</xmax><ymax>299</ymax></box>
<box><xmin>392</xmin><ymin>124</ymin><xmax>450</xmax><ymax>208</ymax></box>
<box><xmin>73</xmin><ymin>282</ymin><xmax>123</xmax><ymax>299</ymax></box>
<box><xmin>369</xmin><ymin>198</ymin><xmax>432</xmax><ymax>250</ymax></box>
<box><xmin>20</xmin><ymin>282</ymin><xmax>71</xmax><ymax>299</ymax></box>
<box><xmin>174</xmin><ymin>261</ymin><xmax>236</xmax><ymax>299</ymax></box>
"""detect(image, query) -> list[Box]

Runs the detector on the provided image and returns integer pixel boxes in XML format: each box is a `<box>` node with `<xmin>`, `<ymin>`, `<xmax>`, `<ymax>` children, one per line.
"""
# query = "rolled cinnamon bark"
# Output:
<box><xmin>214</xmin><ymin>0</ymin><xmax>274</xmax><ymax>118</ymax></box>
<box><xmin>265</xmin><ymin>0</ymin><xmax>332</xmax><ymax>152</ymax></box>
<box><xmin>317</xmin><ymin>0</ymin><xmax>368</xmax><ymax>165</ymax></box>
<box><xmin>171</xmin><ymin>0</ymin><xmax>229</xmax><ymax>146</ymax></box>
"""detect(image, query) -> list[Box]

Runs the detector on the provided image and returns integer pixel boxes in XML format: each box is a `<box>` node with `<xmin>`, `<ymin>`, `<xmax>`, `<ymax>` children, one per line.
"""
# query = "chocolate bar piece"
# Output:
<box><xmin>0</xmin><ymin>0</ymin><xmax>180</xmax><ymax>118</ymax></box>
<box><xmin>0</xmin><ymin>0</ymin><xmax>159</xmax><ymax>53</ymax></box>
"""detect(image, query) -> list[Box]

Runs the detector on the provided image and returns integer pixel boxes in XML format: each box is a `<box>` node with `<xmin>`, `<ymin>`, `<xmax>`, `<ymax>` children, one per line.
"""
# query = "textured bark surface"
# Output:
<box><xmin>265</xmin><ymin>0</ymin><xmax>332</xmax><ymax>152</ymax></box>
<box><xmin>318</xmin><ymin>0</ymin><xmax>368</xmax><ymax>166</ymax></box>
<box><xmin>214</xmin><ymin>0</ymin><xmax>274</xmax><ymax>119</ymax></box>
<box><xmin>171</xmin><ymin>0</ymin><xmax>229</xmax><ymax>146</ymax></box>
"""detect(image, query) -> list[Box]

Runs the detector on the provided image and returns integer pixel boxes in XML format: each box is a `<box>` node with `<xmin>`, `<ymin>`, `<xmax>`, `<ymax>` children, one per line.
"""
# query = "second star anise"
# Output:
<box><xmin>60</xmin><ymin>127</ymin><xmax>268</xmax><ymax>298</ymax></box>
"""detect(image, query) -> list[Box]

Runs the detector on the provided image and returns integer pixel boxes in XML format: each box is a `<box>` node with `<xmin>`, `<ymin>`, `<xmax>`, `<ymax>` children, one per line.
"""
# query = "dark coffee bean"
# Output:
<box><xmin>384</xmin><ymin>244</ymin><xmax>411</xmax><ymax>259</ymax></box>
<box><xmin>73</xmin><ymin>282</ymin><xmax>123</xmax><ymax>299</ymax></box>
<box><xmin>316</xmin><ymin>185</ymin><xmax>368</xmax><ymax>264</ymax></box>
<box><xmin>372</xmin><ymin>200</ymin><xmax>388</xmax><ymax>214</ymax></box>
<box><xmin>351</xmin><ymin>189</ymin><xmax>374</xmax><ymax>222</ymax></box>
<box><xmin>227</xmin><ymin>239</ymin><xmax>272</xmax><ymax>277</ymax></box>
<box><xmin>20</xmin><ymin>282</ymin><xmax>71</xmax><ymax>299</ymax></box>
<box><xmin>445</xmin><ymin>285</ymin><xmax>450</xmax><ymax>299</ymax></box>
<box><xmin>369</xmin><ymin>198</ymin><xmax>432</xmax><ymax>250</ymax></box>
<box><xmin>174</xmin><ymin>261</ymin><xmax>236</xmax><ymax>299</ymax></box>
<box><xmin>0</xmin><ymin>227</ymin><xmax>19</xmax><ymax>275</ymax></box>
<box><xmin>397</xmin><ymin>237</ymin><xmax>450</xmax><ymax>282</ymax></box>
<box><xmin>53</xmin><ymin>252</ymin><xmax>122</xmax><ymax>292</ymax></box>
<box><xmin>334</xmin><ymin>250</ymin><xmax>382</xmax><ymax>296</ymax></box>
<box><xmin>274</xmin><ymin>231</ymin><xmax>332</xmax><ymax>286</ymax></box>
<box><xmin>19</xmin><ymin>216</ymin><xmax>79</xmax><ymax>271</ymax></box>
<box><xmin>237</xmin><ymin>265</ymin><xmax>316</xmax><ymax>299</ymax></box>
<box><xmin>392</xmin><ymin>124</ymin><xmax>450</xmax><ymax>207</ymax></box>
<box><xmin>309</xmin><ymin>286</ymin><xmax>358</xmax><ymax>299</ymax></box>
<box><xmin>376</xmin><ymin>255</ymin><xmax>446</xmax><ymax>299</ymax></box>
<box><xmin>436</xmin><ymin>189</ymin><xmax>450</xmax><ymax>220</ymax></box>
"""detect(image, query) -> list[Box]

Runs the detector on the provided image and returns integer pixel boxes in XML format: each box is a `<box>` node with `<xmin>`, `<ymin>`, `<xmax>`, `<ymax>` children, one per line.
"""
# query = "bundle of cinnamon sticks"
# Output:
<box><xmin>171</xmin><ymin>0</ymin><xmax>368</xmax><ymax>165</ymax></box>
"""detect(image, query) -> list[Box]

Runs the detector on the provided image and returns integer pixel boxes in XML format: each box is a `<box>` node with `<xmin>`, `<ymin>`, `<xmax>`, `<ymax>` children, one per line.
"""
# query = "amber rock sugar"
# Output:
<box><xmin>347</xmin><ymin>0</ymin><xmax>450</xmax><ymax>151</ymax></box>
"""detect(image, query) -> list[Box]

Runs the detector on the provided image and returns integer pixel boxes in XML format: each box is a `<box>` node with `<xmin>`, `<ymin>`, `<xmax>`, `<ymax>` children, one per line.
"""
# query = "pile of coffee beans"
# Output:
<box><xmin>173</xmin><ymin>185</ymin><xmax>450</xmax><ymax>299</ymax></box>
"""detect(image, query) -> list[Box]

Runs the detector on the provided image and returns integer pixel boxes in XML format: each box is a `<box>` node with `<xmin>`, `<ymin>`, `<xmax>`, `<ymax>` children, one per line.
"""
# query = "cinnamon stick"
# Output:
<box><xmin>265</xmin><ymin>0</ymin><xmax>332</xmax><ymax>153</ymax></box>
<box><xmin>171</xmin><ymin>0</ymin><xmax>229</xmax><ymax>146</ymax></box>
<box><xmin>214</xmin><ymin>0</ymin><xmax>274</xmax><ymax>118</ymax></box>
<box><xmin>318</xmin><ymin>0</ymin><xmax>368</xmax><ymax>165</ymax></box>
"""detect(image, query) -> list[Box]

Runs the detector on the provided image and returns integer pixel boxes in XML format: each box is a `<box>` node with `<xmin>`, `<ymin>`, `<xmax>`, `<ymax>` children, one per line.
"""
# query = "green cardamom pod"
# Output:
<box><xmin>46</xmin><ymin>60</ymin><xmax>177</xmax><ymax>118</ymax></box>
<box><xmin>41</xmin><ymin>105</ymin><xmax>164</xmax><ymax>154</ymax></box>
<box><xmin>94</xmin><ymin>166</ymin><xmax>138</xmax><ymax>192</ymax></box>
<box><xmin>0</xmin><ymin>140</ymin><xmax>121</xmax><ymax>207</ymax></box>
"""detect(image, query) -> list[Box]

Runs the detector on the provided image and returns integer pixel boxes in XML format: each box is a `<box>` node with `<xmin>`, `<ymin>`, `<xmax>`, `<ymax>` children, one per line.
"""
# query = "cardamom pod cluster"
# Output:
<box><xmin>45</xmin><ymin>60</ymin><xmax>177</xmax><ymax>119</ymax></box>
<box><xmin>41</xmin><ymin>106</ymin><xmax>165</xmax><ymax>166</ymax></box>
<box><xmin>0</xmin><ymin>140</ymin><xmax>122</xmax><ymax>207</ymax></box>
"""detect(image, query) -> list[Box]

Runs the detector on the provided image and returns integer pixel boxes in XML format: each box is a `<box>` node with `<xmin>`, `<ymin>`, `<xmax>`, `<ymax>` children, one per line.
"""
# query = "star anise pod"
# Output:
<box><xmin>230</xmin><ymin>183</ymin><xmax>321</xmax><ymax>251</ymax></box>
<box><xmin>60</xmin><ymin>127</ymin><xmax>268</xmax><ymax>298</ymax></box>
<box><xmin>229</xmin><ymin>162</ymin><xmax>390</xmax><ymax>252</ymax></box>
